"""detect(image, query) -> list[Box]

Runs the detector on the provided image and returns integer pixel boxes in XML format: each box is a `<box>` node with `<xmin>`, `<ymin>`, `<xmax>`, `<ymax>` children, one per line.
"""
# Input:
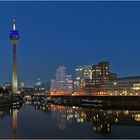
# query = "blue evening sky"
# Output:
<box><xmin>0</xmin><ymin>1</ymin><xmax>140</xmax><ymax>86</ymax></box>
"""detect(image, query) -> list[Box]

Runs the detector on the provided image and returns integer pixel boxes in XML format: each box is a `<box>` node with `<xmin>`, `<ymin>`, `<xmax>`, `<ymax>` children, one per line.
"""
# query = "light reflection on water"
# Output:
<box><xmin>0</xmin><ymin>103</ymin><xmax>139</xmax><ymax>139</ymax></box>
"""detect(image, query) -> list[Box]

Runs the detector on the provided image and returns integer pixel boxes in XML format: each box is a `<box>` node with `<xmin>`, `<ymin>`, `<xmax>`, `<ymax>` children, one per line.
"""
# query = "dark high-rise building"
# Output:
<box><xmin>92</xmin><ymin>62</ymin><xmax>117</xmax><ymax>85</ymax></box>
<box><xmin>92</xmin><ymin>65</ymin><xmax>101</xmax><ymax>85</ymax></box>
<box><xmin>98</xmin><ymin>62</ymin><xmax>110</xmax><ymax>81</ymax></box>
<box><xmin>84</xmin><ymin>61</ymin><xmax>117</xmax><ymax>93</ymax></box>
<box><xmin>9</xmin><ymin>18</ymin><xmax>19</xmax><ymax>94</ymax></box>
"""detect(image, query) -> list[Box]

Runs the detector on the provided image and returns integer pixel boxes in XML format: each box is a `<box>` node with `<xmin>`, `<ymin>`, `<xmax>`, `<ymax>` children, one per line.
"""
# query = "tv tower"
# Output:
<box><xmin>9</xmin><ymin>18</ymin><xmax>19</xmax><ymax>94</ymax></box>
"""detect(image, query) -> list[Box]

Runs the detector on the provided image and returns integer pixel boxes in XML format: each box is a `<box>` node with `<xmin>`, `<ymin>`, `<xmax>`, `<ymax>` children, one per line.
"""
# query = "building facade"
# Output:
<box><xmin>84</xmin><ymin>61</ymin><xmax>117</xmax><ymax>94</ymax></box>
<box><xmin>50</xmin><ymin>79</ymin><xmax>57</xmax><ymax>92</ymax></box>
<box><xmin>104</xmin><ymin>76</ymin><xmax>140</xmax><ymax>96</ymax></box>
<box><xmin>34</xmin><ymin>78</ymin><xmax>46</xmax><ymax>95</ymax></box>
<box><xmin>74</xmin><ymin>65</ymin><xmax>92</xmax><ymax>93</ymax></box>
<box><xmin>55</xmin><ymin>66</ymin><xmax>67</xmax><ymax>90</ymax></box>
<box><xmin>65</xmin><ymin>74</ymin><xmax>73</xmax><ymax>94</ymax></box>
<box><xmin>75</xmin><ymin>65</ymin><xmax>92</xmax><ymax>80</ymax></box>
<box><xmin>50</xmin><ymin>66</ymin><xmax>74</xmax><ymax>95</ymax></box>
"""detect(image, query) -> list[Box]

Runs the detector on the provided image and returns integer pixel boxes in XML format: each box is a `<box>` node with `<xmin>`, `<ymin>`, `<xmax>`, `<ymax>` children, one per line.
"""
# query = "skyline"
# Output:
<box><xmin>0</xmin><ymin>2</ymin><xmax>140</xmax><ymax>86</ymax></box>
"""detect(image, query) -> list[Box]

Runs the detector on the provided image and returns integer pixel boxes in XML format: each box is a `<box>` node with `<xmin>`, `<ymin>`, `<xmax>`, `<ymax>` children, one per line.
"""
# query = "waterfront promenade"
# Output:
<box><xmin>46</xmin><ymin>94</ymin><xmax>140</xmax><ymax>110</ymax></box>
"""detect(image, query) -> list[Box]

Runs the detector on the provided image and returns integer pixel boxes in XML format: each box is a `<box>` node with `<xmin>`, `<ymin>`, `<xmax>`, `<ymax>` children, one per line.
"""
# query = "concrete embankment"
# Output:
<box><xmin>48</xmin><ymin>96</ymin><xmax>140</xmax><ymax>110</ymax></box>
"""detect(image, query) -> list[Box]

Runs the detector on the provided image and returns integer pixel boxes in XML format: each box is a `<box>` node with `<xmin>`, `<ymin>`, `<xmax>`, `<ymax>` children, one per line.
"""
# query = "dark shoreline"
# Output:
<box><xmin>48</xmin><ymin>96</ymin><xmax>140</xmax><ymax>110</ymax></box>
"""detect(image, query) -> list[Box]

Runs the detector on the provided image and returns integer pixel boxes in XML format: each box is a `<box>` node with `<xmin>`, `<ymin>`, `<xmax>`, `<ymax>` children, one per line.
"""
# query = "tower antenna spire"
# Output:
<box><xmin>13</xmin><ymin>17</ymin><xmax>16</xmax><ymax>30</ymax></box>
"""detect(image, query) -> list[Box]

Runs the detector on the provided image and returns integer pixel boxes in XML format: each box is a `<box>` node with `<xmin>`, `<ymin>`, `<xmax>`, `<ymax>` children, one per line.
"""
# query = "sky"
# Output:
<box><xmin>0</xmin><ymin>1</ymin><xmax>140</xmax><ymax>86</ymax></box>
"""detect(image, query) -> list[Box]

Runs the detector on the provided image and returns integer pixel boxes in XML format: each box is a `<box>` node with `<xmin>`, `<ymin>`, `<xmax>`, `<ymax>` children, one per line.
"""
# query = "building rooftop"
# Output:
<box><xmin>112</xmin><ymin>76</ymin><xmax>140</xmax><ymax>81</ymax></box>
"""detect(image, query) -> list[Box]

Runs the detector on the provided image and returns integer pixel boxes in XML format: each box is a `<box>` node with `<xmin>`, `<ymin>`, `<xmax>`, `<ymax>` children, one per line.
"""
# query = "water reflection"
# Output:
<box><xmin>33</xmin><ymin>102</ymin><xmax>140</xmax><ymax>134</ymax></box>
<box><xmin>0</xmin><ymin>102</ymin><xmax>139</xmax><ymax>138</ymax></box>
<box><xmin>0</xmin><ymin>106</ymin><xmax>19</xmax><ymax>139</ymax></box>
<box><xmin>12</xmin><ymin>109</ymin><xmax>18</xmax><ymax>139</ymax></box>
<box><xmin>0</xmin><ymin>107</ymin><xmax>11</xmax><ymax>117</ymax></box>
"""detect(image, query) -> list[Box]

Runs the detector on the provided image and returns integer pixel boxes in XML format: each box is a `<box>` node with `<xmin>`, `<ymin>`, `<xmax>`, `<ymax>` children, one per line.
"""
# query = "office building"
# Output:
<box><xmin>55</xmin><ymin>66</ymin><xmax>66</xmax><ymax>90</ymax></box>
<box><xmin>104</xmin><ymin>76</ymin><xmax>140</xmax><ymax>96</ymax></box>
<box><xmin>74</xmin><ymin>65</ymin><xmax>92</xmax><ymax>92</ymax></box>
<box><xmin>75</xmin><ymin>65</ymin><xmax>92</xmax><ymax>80</ymax></box>
<box><xmin>50</xmin><ymin>79</ymin><xmax>57</xmax><ymax>92</ymax></box>
<box><xmin>84</xmin><ymin>61</ymin><xmax>117</xmax><ymax>93</ymax></box>
<box><xmin>65</xmin><ymin>74</ymin><xmax>73</xmax><ymax>94</ymax></box>
<box><xmin>34</xmin><ymin>78</ymin><xmax>46</xmax><ymax>95</ymax></box>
